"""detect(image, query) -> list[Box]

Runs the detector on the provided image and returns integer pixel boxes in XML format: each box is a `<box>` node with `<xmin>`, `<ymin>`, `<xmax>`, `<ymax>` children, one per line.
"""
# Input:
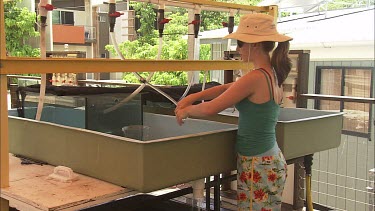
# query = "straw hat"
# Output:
<box><xmin>224</xmin><ymin>13</ymin><xmax>292</xmax><ymax>43</ymax></box>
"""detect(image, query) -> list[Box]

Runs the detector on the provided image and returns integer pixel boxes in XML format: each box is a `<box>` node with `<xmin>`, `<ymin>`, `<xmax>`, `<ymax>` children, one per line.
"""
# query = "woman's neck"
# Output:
<box><xmin>253</xmin><ymin>61</ymin><xmax>272</xmax><ymax>70</ymax></box>
<box><xmin>252</xmin><ymin>53</ymin><xmax>271</xmax><ymax>70</ymax></box>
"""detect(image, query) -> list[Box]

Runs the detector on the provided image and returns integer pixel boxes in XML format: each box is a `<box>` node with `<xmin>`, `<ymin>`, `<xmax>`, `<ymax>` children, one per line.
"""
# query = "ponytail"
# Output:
<box><xmin>271</xmin><ymin>41</ymin><xmax>292</xmax><ymax>87</ymax></box>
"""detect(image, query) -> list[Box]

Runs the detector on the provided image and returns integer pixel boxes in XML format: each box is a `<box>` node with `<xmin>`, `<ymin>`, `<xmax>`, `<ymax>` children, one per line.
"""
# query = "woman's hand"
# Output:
<box><xmin>176</xmin><ymin>95</ymin><xmax>195</xmax><ymax>110</ymax></box>
<box><xmin>177</xmin><ymin>94</ymin><xmax>196</xmax><ymax>109</ymax></box>
<box><xmin>175</xmin><ymin>105</ymin><xmax>192</xmax><ymax>126</ymax></box>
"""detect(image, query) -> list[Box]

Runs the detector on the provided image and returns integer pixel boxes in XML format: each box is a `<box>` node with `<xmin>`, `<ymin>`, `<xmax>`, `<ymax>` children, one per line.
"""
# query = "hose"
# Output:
<box><xmin>104</xmin><ymin>4</ymin><xmax>177</xmax><ymax>114</ymax></box>
<box><xmin>35</xmin><ymin>27</ymin><xmax>46</xmax><ymax>121</ymax></box>
<box><xmin>103</xmin><ymin>33</ymin><xmax>155</xmax><ymax>114</ymax></box>
<box><xmin>104</xmin><ymin>35</ymin><xmax>177</xmax><ymax>113</ymax></box>
<box><xmin>179</xmin><ymin>71</ymin><xmax>195</xmax><ymax>101</ymax></box>
<box><xmin>35</xmin><ymin>0</ymin><xmax>49</xmax><ymax>121</ymax></box>
<box><xmin>108</xmin><ymin>32</ymin><xmax>177</xmax><ymax>107</ymax></box>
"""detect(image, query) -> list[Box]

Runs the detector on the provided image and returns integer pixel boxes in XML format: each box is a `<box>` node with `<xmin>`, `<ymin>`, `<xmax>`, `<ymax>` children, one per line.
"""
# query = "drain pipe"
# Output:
<box><xmin>191</xmin><ymin>178</ymin><xmax>205</xmax><ymax>210</ymax></box>
<box><xmin>35</xmin><ymin>0</ymin><xmax>54</xmax><ymax>121</ymax></box>
<box><xmin>304</xmin><ymin>154</ymin><xmax>314</xmax><ymax>211</ymax></box>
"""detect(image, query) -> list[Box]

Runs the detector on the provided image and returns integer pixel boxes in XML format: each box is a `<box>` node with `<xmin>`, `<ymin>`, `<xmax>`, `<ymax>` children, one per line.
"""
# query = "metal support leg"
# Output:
<box><xmin>213</xmin><ymin>175</ymin><xmax>220</xmax><ymax>211</ymax></box>
<box><xmin>206</xmin><ymin>176</ymin><xmax>211</xmax><ymax>211</ymax></box>
<box><xmin>304</xmin><ymin>154</ymin><xmax>314</xmax><ymax>211</ymax></box>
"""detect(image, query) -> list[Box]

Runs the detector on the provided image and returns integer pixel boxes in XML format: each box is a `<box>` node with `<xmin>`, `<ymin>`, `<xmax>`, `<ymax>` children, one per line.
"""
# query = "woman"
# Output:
<box><xmin>175</xmin><ymin>13</ymin><xmax>292</xmax><ymax>210</ymax></box>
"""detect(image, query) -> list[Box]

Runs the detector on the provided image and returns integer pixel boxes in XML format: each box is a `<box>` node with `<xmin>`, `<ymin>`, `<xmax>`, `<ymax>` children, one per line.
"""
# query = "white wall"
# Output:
<box><xmin>74</xmin><ymin>11</ymin><xmax>87</xmax><ymax>26</ymax></box>
<box><xmin>292</xmin><ymin>43</ymin><xmax>375</xmax><ymax>61</ymax></box>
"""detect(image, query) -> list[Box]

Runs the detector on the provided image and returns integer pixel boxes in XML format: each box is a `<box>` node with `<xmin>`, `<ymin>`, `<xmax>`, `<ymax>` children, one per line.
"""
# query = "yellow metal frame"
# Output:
<box><xmin>0</xmin><ymin>58</ymin><xmax>246</xmax><ymax>74</ymax></box>
<box><xmin>0</xmin><ymin>0</ymin><xmax>277</xmax><ymax>188</ymax></box>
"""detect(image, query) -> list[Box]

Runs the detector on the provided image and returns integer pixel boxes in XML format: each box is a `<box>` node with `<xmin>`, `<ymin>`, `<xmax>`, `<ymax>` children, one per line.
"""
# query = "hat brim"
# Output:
<box><xmin>223</xmin><ymin>32</ymin><xmax>292</xmax><ymax>43</ymax></box>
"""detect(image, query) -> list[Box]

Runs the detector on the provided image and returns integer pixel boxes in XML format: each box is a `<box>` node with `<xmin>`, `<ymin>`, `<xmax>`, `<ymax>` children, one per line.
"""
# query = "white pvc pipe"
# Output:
<box><xmin>35</xmin><ymin>0</ymin><xmax>48</xmax><ymax>121</ymax></box>
<box><xmin>192</xmin><ymin>178</ymin><xmax>205</xmax><ymax>199</ymax></box>
<box><xmin>179</xmin><ymin>72</ymin><xmax>194</xmax><ymax>101</ymax></box>
<box><xmin>191</xmin><ymin>178</ymin><xmax>205</xmax><ymax>210</ymax></box>
<box><xmin>158</xmin><ymin>36</ymin><xmax>162</xmax><ymax>60</ymax></box>
<box><xmin>180</xmin><ymin>11</ymin><xmax>201</xmax><ymax>101</ymax></box>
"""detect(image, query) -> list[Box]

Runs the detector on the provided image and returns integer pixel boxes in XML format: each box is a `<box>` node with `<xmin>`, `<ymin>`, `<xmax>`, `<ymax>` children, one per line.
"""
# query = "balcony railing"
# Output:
<box><xmin>84</xmin><ymin>26</ymin><xmax>96</xmax><ymax>43</ymax></box>
<box><xmin>302</xmin><ymin>94</ymin><xmax>374</xmax><ymax>211</ymax></box>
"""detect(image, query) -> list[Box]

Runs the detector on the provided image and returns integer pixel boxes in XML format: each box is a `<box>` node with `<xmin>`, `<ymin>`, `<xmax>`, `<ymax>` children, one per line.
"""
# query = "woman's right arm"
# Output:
<box><xmin>177</xmin><ymin>83</ymin><xmax>233</xmax><ymax>109</ymax></box>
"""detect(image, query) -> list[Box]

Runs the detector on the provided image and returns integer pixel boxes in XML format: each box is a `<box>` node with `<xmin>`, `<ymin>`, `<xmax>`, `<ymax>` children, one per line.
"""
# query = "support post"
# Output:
<box><xmin>0</xmin><ymin>198</ymin><xmax>9</xmax><ymax>211</ymax></box>
<box><xmin>269</xmin><ymin>5</ymin><xmax>278</xmax><ymax>21</ymax></box>
<box><xmin>0</xmin><ymin>0</ymin><xmax>10</xmax><ymax>189</ymax></box>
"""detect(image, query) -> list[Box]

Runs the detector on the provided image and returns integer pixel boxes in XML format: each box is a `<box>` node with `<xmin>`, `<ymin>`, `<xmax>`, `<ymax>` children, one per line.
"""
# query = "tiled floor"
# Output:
<box><xmin>173</xmin><ymin>188</ymin><xmax>320</xmax><ymax>211</ymax></box>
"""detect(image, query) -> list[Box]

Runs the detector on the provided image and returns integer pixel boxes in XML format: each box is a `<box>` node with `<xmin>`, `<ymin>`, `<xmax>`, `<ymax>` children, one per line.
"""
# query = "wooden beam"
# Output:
<box><xmin>135</xmin><ymin>0</ymin><xmax>270</xmax><ymax>13</ymax></box>
<box><xmin>0</xmin><ymin>0</ymin><xmax>9</xmax><ymax>189</ymax></box>
<box><xmin>174</xmin><ymin>0</ymin><xmax>269</xmax><ymax>12</ymax></box>
<box><xmin>0</xmin><ymin>58</ymin><xmax>246</xmax><ymax>74</ymax></box>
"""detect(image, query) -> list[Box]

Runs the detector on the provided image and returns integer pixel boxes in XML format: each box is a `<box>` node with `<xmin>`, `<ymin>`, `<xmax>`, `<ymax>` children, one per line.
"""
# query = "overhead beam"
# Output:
<box><xmin>131</xmin><ymin>0</ymin><xmax>272</xmax><ymax>14</ymax></box>
<box><xmin>0</xmin><ymin>58</ymin><xmax>246</xmax><ymax>74</ymax></box>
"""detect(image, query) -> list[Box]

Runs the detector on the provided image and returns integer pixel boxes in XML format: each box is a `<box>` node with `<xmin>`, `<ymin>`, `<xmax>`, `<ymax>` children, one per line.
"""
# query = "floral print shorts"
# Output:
<box><xmin>237</xmin><ymin>150</ymin><xmax>287</xmax><ymax>211</ymax></box>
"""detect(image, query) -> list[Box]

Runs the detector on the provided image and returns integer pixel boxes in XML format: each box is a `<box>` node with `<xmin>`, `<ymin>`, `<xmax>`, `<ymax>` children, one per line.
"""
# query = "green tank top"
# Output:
<box><xmin>235</xmin><ymin>68</ymin><xmax>280</xmax><ymax>156</ymax></box>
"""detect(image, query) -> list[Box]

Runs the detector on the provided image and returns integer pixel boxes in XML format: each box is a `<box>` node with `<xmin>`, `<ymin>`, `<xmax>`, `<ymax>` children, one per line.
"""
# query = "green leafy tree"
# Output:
<box><xmin>322</xmin><ymin>0</ymin><xmax>374</xmax><ymax>10</ymax></box>
<box><xmin>4</xmin><ymin>0</ymin><xmax>40</xmax><ymax>57</ymax></box>
<box><xmin>131</xmin><ymin>3</ymin><xmax>158</xmax><ymax>45</ymax></box>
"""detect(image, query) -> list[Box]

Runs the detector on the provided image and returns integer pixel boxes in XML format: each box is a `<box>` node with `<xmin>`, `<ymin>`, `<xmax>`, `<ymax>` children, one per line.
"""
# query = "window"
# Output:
<box><xmin>316</xmin><ymin>66</ymin><xmax>374</xmax><ymax>138</ymax></box>
<box><xmin>52</xmin><ymin>10</ymin><xmax>74</xmax><ymax>25</ymax></box>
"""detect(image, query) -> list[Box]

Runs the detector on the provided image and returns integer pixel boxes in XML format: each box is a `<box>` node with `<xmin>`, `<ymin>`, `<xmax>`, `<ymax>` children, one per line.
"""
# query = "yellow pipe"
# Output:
<box><xmin>0</xmin><ymin>0</ymin><xmax>9</xmax><ymax>189</ymax></box>
<box><xmin>305</xmin><ymin>175</ymin><xmax>314</xmax><ymax>211</ymax></box>
<box><xmin>0</xmin><ymin>58</ymin><xmax>247</xmax><ymax>74</ymax></box>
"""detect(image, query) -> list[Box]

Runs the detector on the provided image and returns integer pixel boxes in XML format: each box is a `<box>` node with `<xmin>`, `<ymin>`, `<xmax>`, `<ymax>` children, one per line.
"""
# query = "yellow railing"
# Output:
<box><xmin>0</xmin><ymin>57</ymin><xmax>246</xmax><ymax>74</ymax></box>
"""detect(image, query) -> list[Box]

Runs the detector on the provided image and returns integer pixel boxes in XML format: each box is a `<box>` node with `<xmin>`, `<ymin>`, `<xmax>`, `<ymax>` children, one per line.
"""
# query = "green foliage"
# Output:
<box><xmin>4</xmin><ymin>0</ymin><xmax>40</xmax><ymax>57</ymax></box>
<box><xmin>162</xmin><ymin>11</ymin><xmax>188</xmax><ymax>42</ymax></box>
<box><xmin>131</xmin><ymin>2</ymin><xmax>158</xmax><ymax>45</ymax></box>
<box><xmin>200</xmin><ymin>0</ymin><xmax>262</xmax><ymax>31</ymax></box>
<box><xmin>322</xmin><ymin>0</ymin><xmax>374</xmax><ymax>10</ymax></box>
